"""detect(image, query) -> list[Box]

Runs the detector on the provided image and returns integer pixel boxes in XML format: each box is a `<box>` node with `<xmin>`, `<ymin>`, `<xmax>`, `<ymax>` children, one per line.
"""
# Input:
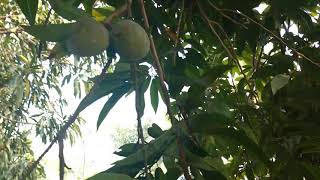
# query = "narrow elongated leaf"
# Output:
<box><xmin>105</xmin><ymin>130</ymin><xmax>176</xmax><ymax>177</ymax></box>
<box><xmin>97</xmin><ymin>83</ymin><xmax>131</xmax><ymax>129</ymax></box>
<box><xmin>135</xmin><ymin>75</ymin><xmax>150</xmax><ymax>117</ymax></box>
<box><xmin>87</xmin><ymin>172</ymin><xmax>134</xmax><ymax>180</ymax></box>
<box><xmin>77</xmin><ymin>72</ymin><xmax>131</xmax><ymax>112</ymax></box>
<box><xmin>23</xmin><ymin>23</ymin><xmax>77</xmax><ymax>42</ymax></box>
<box><xmin>16</xmin><ymin>0</ymin><xmax>38</xmax><ymax>25</ymax></box>
<box><xmin>150</xmin><ymin>77</ymin><xmax>160</xmax><ymax>113</ymax></box>
<box><xmin>114</xmin><ymin>143</ymin><xmax>142</xmax><ymax>157</ymax></box>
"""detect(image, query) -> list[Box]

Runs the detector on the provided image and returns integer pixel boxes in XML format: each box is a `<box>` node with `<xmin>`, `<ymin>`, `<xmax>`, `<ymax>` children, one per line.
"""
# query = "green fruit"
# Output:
<box><xmin>66</xmin><ymin>18</ymin><xmax>109</xmax><ymax>57</ymax></box>
<box><xmin>111</xmin><ymin>19</ymin><xmax>150</xmax><ymax>62</ymax></box>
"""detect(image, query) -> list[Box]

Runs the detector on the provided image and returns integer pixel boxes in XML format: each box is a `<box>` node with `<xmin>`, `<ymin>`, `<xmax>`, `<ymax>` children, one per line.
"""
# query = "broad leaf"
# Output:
<box><xmin>271</xmin><ymin>74</ymin><xmax>290</xmax><ymax>95</ymax></box>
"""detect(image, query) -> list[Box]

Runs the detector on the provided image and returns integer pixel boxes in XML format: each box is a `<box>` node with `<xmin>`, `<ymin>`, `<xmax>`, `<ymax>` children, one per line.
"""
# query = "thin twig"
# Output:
<box><xmin>196</xmin><ymin>0</ymin><xmax>259</xmax><ymax>103</ymax></box>
<box><xmin>103</xmin><ymin>4</ymin><xmax>129</xmax><ymax>26</ymax></box>
<box><xmin>0</xmin><ymin>117</ymin><xmax>38</xmax><ymax>126</ymax></box>
<box><xmin>138</xmin><ymin>1</ymin><xmax>192</xmax><ymax>180</ymax></box>
<box><xmin>138</xmin><ymin>0</ymin><xmax>174</xmax><ymax>123</ymax></box>
<box><xmin>207</xmin><ymin>0</ymin><xmax>248</xmax><ymax>29</ymax></box>
<box><xmin>0</xmin><ymin>28</ymin><xmax>22</xmax><ymax>35</ymax></box>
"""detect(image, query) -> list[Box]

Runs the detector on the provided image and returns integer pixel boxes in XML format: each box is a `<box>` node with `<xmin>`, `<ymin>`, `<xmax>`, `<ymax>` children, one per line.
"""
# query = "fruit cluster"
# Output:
<box><xmin>66</xmin><ymin>18</ymin><xmax>150</xmax><ymax>62</ymax></box>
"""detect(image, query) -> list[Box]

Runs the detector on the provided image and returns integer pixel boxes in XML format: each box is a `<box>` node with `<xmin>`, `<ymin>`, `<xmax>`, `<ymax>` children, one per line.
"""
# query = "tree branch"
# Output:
<box><xmin>208</xmin><ymin>1</ymin><xmax>320</xmax><ymax>68</ymax></box>
<box><xmin>58</xmin><ymin>137</ymin><xmax>65</xmax><ymax>180</ymax></box>
<box><xmin>103</xmin><ymin>4</ymin><xmax>129</xmax><ymax>27</ymax></box>
<box><xmin>22</xmin><ymin>60</ymin><xmax>112</xmax><ymax>179</ymax></box>
<box><xmin>196</xmin><ymin>0</ymin><xmax>260</xmax><ymax>103</ymax></box>
<box><xmin>172</xmin><ymin>0</ymin><xmax>185</xmax><ymax>66</ymax></box>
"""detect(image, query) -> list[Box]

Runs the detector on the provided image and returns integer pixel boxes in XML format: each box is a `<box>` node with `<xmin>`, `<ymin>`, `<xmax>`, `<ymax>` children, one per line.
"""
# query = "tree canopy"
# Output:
<box><xmin>1</xmin><ymin>0</ymin><xmax>320</xmax><ymax>179</ymax></box>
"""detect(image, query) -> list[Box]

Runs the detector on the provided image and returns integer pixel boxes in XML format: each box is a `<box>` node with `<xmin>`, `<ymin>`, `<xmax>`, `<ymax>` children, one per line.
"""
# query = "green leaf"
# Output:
<box><xmin>114</xmin><ymin>143</ymin><xmax>141</xmax><ymax>157</ymax></box>
<box><xmin>206</xmin><ymin>98</ymin><xmax>232</xmax><ymax>119</ymax></box>
<box><xmin>93</xmin><ymin>6</ymin><xmax>115</xmax><ymax>18</ymax></box>
<box><xmin>164</xmin><ymin>168</ymin><xmax>181</xmax><ymax>180</ymax></box>
<box><xmin>61</xmin><ymin>74</ymin><xmax>72</xmax><ymax>86</ymax></box>
<box><xmin>135</xmin><ymin>75</ymin><xmax>150</xmax><ymax>118</ymax></box>
<box><xmin>190</xmin><ymin>115</ymin><xmax>270</xmax><ymax>167</ymax></box>
<box><xmin>155</xmin><ymin>167</ymin><xmax>165</xmax><ymax>180</ymax></box>
<box><xmin>271</xmin><ymin>74</ymin><xmax>290</xmax><ymax>94</ymax></box>
<box><xmin>87</xmin><ymin>172</ymin><xmax>134</xmax><ymax>180</ymax></box>
<box><xmin>150</xmin><ymin>77</ymin><xmax>160</xmax><ymax>113</ymax></box>
<box><xmin>147</xmin><ymin>123</ymin><xmax>163</xmax><ymax>138</ymax></box>
<box><xmin>76</xmin><ymin>72</ymin><xmax>131</xmax><ymax>112</ymax></box>
<box><xmin>97</xmin><ymin>83</ymin><xmax>131</xmax><ymax>129</ymax></box>
<box><xmin>16</xmin><ymin>0</ymin><xmax>38</xmax><ymax>25</ymax></box>
<box><xmin>48</xmin><ymin>0</ymin><xmax>87</xmax><ymax>20</ymax></box>
<box><xmin>23</xmin><ymin>23</ymin><xmax>77</xmax><ymax>42</ymax></box>
<box><xmin>194</xmin><ymin>65</ymin><xmax>233</xmax><ymax>87</ymax></box>
<box><xmin>185</xmin><ymin>150</ymin><xmax>229</xmax><ymax>179</ymax></box>
<box><xmin>105</xmin><ymin>130</ymin><xmax>176</xmax><ymax>177</ymax></box>
<box><xmin>189</xmin><ymin>113</ymin><xmax>232</xmax><ymax>131</ymax></box>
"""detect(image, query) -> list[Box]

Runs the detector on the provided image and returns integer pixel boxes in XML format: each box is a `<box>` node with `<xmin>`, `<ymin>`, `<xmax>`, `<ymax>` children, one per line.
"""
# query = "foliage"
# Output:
<box><xmin>1</xmin><ymin>0</ymin><xmax>320</xmax><ymax>179</ymax></box>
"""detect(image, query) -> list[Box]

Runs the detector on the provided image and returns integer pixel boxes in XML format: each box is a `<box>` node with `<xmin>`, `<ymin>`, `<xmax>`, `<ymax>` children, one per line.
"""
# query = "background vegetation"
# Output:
<box><xmin>0</xmin><ymin>0</ymin><xmax>320</xmax><ymax>179</ymax></box>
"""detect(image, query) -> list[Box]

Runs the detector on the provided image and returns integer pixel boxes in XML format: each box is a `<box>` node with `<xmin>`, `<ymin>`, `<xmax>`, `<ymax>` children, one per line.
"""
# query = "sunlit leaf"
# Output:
<box><xmin>271</xmin><ymin>74</ymin><xmax>290</xmax><ymax>94</ymax></box>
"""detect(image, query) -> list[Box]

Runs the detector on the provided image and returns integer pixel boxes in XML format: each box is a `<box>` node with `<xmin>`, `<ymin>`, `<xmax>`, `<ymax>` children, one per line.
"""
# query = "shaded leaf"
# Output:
<box><xmin>150</xmin><ymin>77</ymin><xmax>160</xmax><ymax>113</ymax></box>
<box><xmin>147</xmin><ymin>123</ymin><xmax>163</xmax><ymax>138</ymax></box>
<box><xmin>16</xmin><ymin>0</ymin><xmax>38</xmax><ymax>25</ymax></box>
<box><xmin>77</xmin><ymin>72</ymin><xmax>131</xmax><ymax>112</ymax></box>
<box><xmin>190</xmin><ymin>115</ymin><xmax>270</xmax><ymax>166</ymax></box>
<box><xmin>97</xmin><ymin>83</ymin><xmax>131</xmax><ymax>129</ymax></box>
<box><xmin>105</xmin><ymin>130</ymin><xmax>176</xmax><ymax>177</ymax></box>
<box><xmin>114</xmin><ymin>143</ymin><xmax>142</xmax><ymax>157</ymax></box>
<box><xmin>48</xmin><ymin>0</ymin><xmax>87</xmax><ymax>20</ymax></box>
<box><xmin>23</xmin><ymin>23</ymin><xmax>77</xmax><ymax>42</ymax></box>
